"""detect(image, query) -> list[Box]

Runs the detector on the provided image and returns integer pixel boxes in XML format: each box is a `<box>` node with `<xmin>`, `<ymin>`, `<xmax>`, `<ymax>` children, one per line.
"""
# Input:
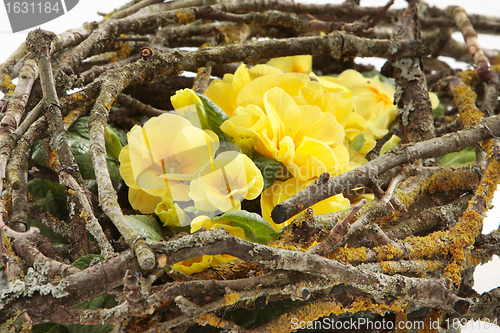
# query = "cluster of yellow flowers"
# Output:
<box><xmin>206</xmin><ymin>55</ymin><xmax>440</xmax><ymax>230</ymax></box>
<box><xmin>119</xmin><ymin>55</ymin><xmax>439</xmax><ymax>274</ymax></box>
<box><xmin>119</xmin><ymin>90</ymin><xmax>264</xmax><ymax>226</ymax></box>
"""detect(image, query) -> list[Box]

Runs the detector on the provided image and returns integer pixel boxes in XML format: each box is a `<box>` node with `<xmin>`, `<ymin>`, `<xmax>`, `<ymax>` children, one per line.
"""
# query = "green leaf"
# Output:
<box><xmin>125</xmin><ymin>215</ymin><xmax>165</xmax><ymax>242</ymax></box>
<box><xmin>439</xmin><ymin>146</ymin><xmax>476</xmax><ymax>167</ymax></box>
<box><xmin>104</xmin><ymin>127</ymin><xmax>122</xmax><ymax>160</ymax></box>
<box><xmin>69</xmin><ymin>116</ymin><xmax>90</xmax><ymax>139</ymax></box>
<box><xmin>433</xmin><ymin>103</ymin><xmax>444</xmax><ymax>117</ymax></box>
<box><xmin>350</xmin><ymin>133</ymin><xmax>365</xmax><ymax>152</ymax></box>
<box><xmin>196</xmin><ymin>93</ymin><xmax>232</xmax><ymax>142</ymax></box>
<box><xmin>252</xmin><ymin>156</ymin><xmax>282</xmax><ymax>191</ymax></box>
<box><xmin>30</xmin><ymin>131</ymin><xmax>121</xmax><ymax>181</ymax></box>
<box><xmin>71</xmin><ymin>294</ymin><xmax>117</xmax><ymax>310</ymax></box>
<box><xmin>32</xmin><ymin>323</ymin><xmax>69</xmax><ymax>333</ymax></box>
<box><xmin>27</xmin><ymin>217</ymin><xmax>69</xmax><ymax>246</ymax></box>
<box><xmin>32</xmin><ymin>322</ymin><xmax>112</xmax><ymax>333</ymax></box>
<box><xmin>71</xmin><ymin>254</ymin><xmax>104</xmax><ymax>270</ymax></box>
<box><xmin>66</xmin><ymin>324</ymin><xmax>113</xmax><ymax>333</ymax></box>
<box><xmin>379</xmin><ymin>134</ymin><xmax>402</xmax><ymax>156</ymax></box>
<box><xmin>27</xmin><ymin>178</ymin><xmax>69</xmax><ymax>220</ymax></box>
<box><xmin>213</xmin><ymin>210</ymin><xmax>280</xmax><ymax>244</ymax></box>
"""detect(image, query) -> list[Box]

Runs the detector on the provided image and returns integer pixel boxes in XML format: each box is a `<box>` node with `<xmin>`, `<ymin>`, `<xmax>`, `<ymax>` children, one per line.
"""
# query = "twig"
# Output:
<box><xmin>116</xmin><ymin>93</ymin><xmax>167</xmax><ymax>117</ymax></box>
<box><xmin>271</xmin><ymin>115</ymin><xmax>500</xmax><ymax>223</ymax></box>
<box><xmin>447</xmin><ymin>6</ymin><xmax>492</xmax><ymax>82</ymax></box>
<box><xmin>175</xmin><ymin>295</ymin><xmax>251</xmax><ymax>332</ymax></box>
<box><xmin>27</xmin><ymin>29</ymin><xmax>113</xmax><ymax>259</ymax></box>
<box><xmin>12</xmin><ymin>237</ymin><xmax>80</xmax><ymax>279</ymax></box>
<box><xmin>76</xmin><ymin>53</ymin><xmax>141</xmax><ymax>87</ymax></box>
<box><xmin>192</xmin><ymin>66</ymin><xmax>212</xmax><ymax>95</ymax></box>
<box><xmin>389</xmin><ymin>6</ymin><xmax>436</xmax><ymax>147</ymax></box>
<box><xmin>306</xmin><ymin>200</ymin><xmax>366</xmax><ymax>256</ymax></box>
<box><xmin>191</xmin><ymin>7</ymin><xmax>370</xmax><ymax>33</ymax></box>
<box><xmin>149</xmin><ymin>229</ymin><xmax>470</xmax><ymax>314</ymax></box>
<box><xmin>0</xmin><ymin>57</ymin><xmax>38</xmax><ymax>142</ymax></box>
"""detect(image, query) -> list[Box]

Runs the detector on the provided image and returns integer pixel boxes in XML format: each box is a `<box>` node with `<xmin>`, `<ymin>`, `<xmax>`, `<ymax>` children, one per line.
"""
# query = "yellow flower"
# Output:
<box><xmin>266</xmin><ymin>55</ymin><xmax>312</xmax><ymax>74</ymax></box>
<box><xmin>204</xmin><ymin>64</ymin><xmax>293</xmax><ymax>117</ymax></box>
<box><xmin>261</xmin><ymin>178</ymin><xmax>351</xmax><ymax>230</ymax></box>
<box><xmin>189</xmin><ymin>151</ymin><xmax>264</xmax><ymax>213</ymax></box>
<box><xmin>221</xmin><ymin>87</ymin><xmax>349</xmax><ymax>180</ymax></box>
<box><xmin>170</xmin><ymin>255</ymin><xmax>213</xmax><ymax>275</ymax></box>
<box><xmin>321</xmin><ymin>70</ymin><xmax>397</xmax><ymax>139</ymax></box>
<box><xmin>170</xmin><ymin>215</ymin><xmax>246</xmax><ymax>274</ymax></box>
<box><xmin>170</xmin><ymin>88</ymin><xmax>206</xmax><ymax>129</ymax></box>
<box><xmin>118</xmin><ymin>113</ymin><xmax>218</xmax><ymax>213</ymax></box>
<box><xmin>190</xmin><ymin>215</ymin><xmax>247</xmax><ymax>240</ymax></box>
<box><xmin>154</xmin><ymin>197</ymin><xmax>188</xmax><ymax>227</ymax></box>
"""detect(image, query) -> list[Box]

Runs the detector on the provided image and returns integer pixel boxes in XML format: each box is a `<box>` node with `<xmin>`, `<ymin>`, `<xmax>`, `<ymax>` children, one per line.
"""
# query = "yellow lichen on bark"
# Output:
<box><xmin>177</xmin><ymin>9</ymin><xmax>196</xmax><ymax>24</ymax></box>
<box><xmin>225</xmin><ymin>291</ymin><xmax>240</xmax><ymax>306</ymax></box>
<box><xmin>265</xmin><ymin>298</ymin><xmax>408</xmax><ymax>333</ymax></box>
<box><xmin>1</xmin><ymin>74</ymin><xmax>16</xmax><ymax>96</ymax></box>
<box><xmin>328</xmin><ymin>247</ymin><xmax>368</xmax><ymax>263</ymax></box>
<box><xmin>375</xmin><ymin>243</ymin><xmax>405</xmax><ymax>261</ymax></box>
<box><xmin>196</xmin><ymin>313</ymin><xmax>226</xmax><ymax>328</ymax></box>
<box><xmin>453</xmin><ymin>85</ymin><xmax>484</xmax><ymax>126</ymax></box>
<box><xmin>110</xmin><ymin>38</ymin><xmax>132</xmax><ymax>63</ymax></box>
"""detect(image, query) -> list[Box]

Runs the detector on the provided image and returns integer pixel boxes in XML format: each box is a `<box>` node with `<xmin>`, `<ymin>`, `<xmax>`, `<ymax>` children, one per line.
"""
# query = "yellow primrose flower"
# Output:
<box><xmin>266</xmin><ymin>55</ymin><xmax>312</xmax><ymax>74</ymax></box>
<box><xmin>118</xmin><ymin>113</ymin><xmax>218</xmax><ymax>213</ymax></box>
<box><xmin>321</xmin><ymin>70</ymin><xmax>397</xmax><ymax>139</ymax></box>
<box><xmin>170</xmin><ymin>215</ymin><xmax>246</xmax><ymax>274</ymax></box>
<box><xmin>154</xmin><ymin>197</ymin><xmax>187</xmax><ymax>227</ymax></box>
<box><xmin>221</xmin><ymin>87</ymin><xmax>349</xmax><ymax>180</ymax></box>
<box><xmin>190</xmin><ymin>215</ymin><xmax>247</xmax><ymax>239</ymax></box>
<box><xmin>170</xmin><ymin>88</ymin><xmax>206</xmax><ymax>129</ymax></box>
<box><xmin>170</xmin><ymin>255</ymin><xmax>213</xmax><ymax>275</ymax></box>
<box><xmin>205</xmin><ymin>64</ymin><xmax>294</xmax><ymax>116</ymax></box>
<box><xmin>189</xmin><ymin>151</ymin><xmax>263</xmax><ymax>213</ymax></box>
<box><xmin>261</xmin><ymin>178</ymin><xmax>351</xmax><ymax>230</ymax></box>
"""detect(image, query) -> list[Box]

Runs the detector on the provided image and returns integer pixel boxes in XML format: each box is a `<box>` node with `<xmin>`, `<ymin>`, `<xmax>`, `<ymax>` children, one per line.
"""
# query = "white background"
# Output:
<box><xmin>1</xmin><ymin>1</ymin><xmax>500</xmax><ymax>330</ymax></box>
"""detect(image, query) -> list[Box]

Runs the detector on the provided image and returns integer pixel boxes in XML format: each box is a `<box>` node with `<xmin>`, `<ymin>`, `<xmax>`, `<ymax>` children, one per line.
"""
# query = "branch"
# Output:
<box><xmin>150</xmin><ymin>229</ymin><xmax>470</xmax><ymax>314</ymax></box>
<box><xmin>271</xmin><ymin>115</ymin><xmax>500</xmax><ymax>223</ymax></box>
<box><xmin>447</xmin><ymin>6</ymin><xmax>492</xmax><ymax>82</ymax></box>
<box><xmin>388</xmin><ymin>6</ymin><xmax>436</xmax><ymax>147</ymax></box>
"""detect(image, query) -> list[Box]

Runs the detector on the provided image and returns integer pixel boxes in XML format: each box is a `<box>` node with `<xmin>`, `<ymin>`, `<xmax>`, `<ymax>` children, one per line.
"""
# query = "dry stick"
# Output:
<box><xmin>0</xmin><ymin>58</ymin><xmax>38</xmax><ymax>142</ymax></box>
<box><xmin>55</xmin><ymin>1</ymin><xmax>430</xmax><ymax>90</ymax></box>
<box><xmin>146</xmin><ymin>284</ymin><xmax>323</xmax><ymax>333</ymax></box>
<box><xmin>174</xmin><ymin>295</ymin><xmax>251</xmax><ymax>333</ymax></box>
<box><xmin>271</xmin><ymin>115</ymin><xmax>500</xmax><ymax>223</ymax></box>
<box><xmin>359</xmin><ymin>259</ymin><xmax>445</xmax><ymax>275</ymax></box>
<box><xmin>12</xmin><ymin>238</ymin><xmax>81</xmax><ymax>279</ymax></box>
<box><xmin>0</xmin><ymin>43</ymin><xmax>27</xmax><ymax>95</ymax></box>
<box><xmin>447</xmin><ymin>6</ymin><xmax>492</xmax><ymax>82</ymax></box>
<box><xmin>108</xmin><ymin>0</ymin><xmax>165</xmax><ymax>19</ymax></box>
<box><xmin>191</xmin><ymin>7</ymin><xmax>370</xmax><ymax>33</ymax></box>
<box><xmin>26</xmin><ymin>29</ymin><xmax>114</xmax><ymax>259</ymax></box>
<box><xmin>192</xmin><ymin>66</ymin><xmax>212</xmax><ymax>95</ymax></box>
<box><xmin>149</xmin><ymin>229</ymin><xmax>470</xmax><ymax>314</ymax></box>
<box><xmin>116</xmin><ymin>93</ymin><xmax>167</xmax><ymax>117</ymax></box>
<box><xmin>326</xmin><ymin>166</ymin><xmax>416</xmax><ymax>253</ymax></box>
<box><xmin>390</xmin><ymin>6</ymin><xmax>436</xmax><ymax>147</ymax></box>
<box><xmin>307</xmin><ymin>200</ymin><xmax>367</xmax><ymax>256</ymax></box>
<box><xmin>27</xmin><ymin>200</ymin><xmax>71</xmax><ymax>239</ymax></box>
<box><xmin>0</xmin><ymin>134</ymin><xmax>39</xmax><ymax>268</ymax></box>
<box><xmin>76</xmin><ymin>53</ymin><xmax>141</xmax><ymax>87</ymax></box>
<box><xmin>27</xmin><ymin>270</ymin><xmax>299</xmax><ymax>326</ymax></box>
<box><xmin>4</xmin><ymin>250</ymin><xmax>139</xmax><ymax>322</ymax></box>
<box><xmin>88</xmin><ymin>84</ymin><xmax>156</xmax><ymax>271</ymax></box>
